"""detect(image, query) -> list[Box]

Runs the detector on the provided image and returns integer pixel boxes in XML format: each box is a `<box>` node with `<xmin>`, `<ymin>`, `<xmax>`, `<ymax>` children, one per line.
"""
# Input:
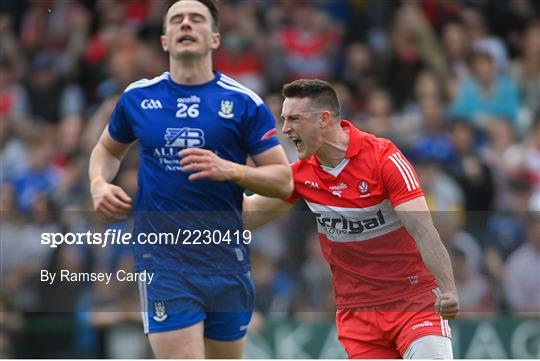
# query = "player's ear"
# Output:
<box><xmin>320</xmin><ymin>111</ymin><xmax>331</xmax><ymax>128</ymax></box>
<box><xmin>211</xmin><ymin>32</ymin><xmax>221</xmax><ymax>50</ymax></box>
<box><xmin>160</xmin><ymin>34</ymin><xmax>169</xmax><ymax>53</ymax></box>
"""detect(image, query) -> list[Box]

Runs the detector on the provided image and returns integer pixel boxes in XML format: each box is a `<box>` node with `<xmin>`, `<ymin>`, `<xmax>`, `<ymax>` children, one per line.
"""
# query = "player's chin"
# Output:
<box><xmin>173</xmin><ymin>47</ymin><xmax>201</xmax><ymax>58</ymax></box>
<box><xmin>297</xmin><ymin>149</ymin><xmax>311</xmax><ymax>160</ymax></box>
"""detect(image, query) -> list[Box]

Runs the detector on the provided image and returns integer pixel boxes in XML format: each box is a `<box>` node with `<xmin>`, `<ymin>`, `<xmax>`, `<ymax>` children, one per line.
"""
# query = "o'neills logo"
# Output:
<box><xmin>411</xmin><ymin>321</ymin><xmax>433</xmax><ymax>330</ymax></box>
<box><xmin>313</xmin><ymin>209</ymin><xmax>385</xmax><ymax>234</ymax></box>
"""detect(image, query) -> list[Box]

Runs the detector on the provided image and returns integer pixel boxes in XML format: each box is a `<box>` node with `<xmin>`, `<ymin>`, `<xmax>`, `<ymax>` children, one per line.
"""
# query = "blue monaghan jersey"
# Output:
<box><xmin>108</xmin><ymin>71</ymin><xmax>279</xmax><ymax>274</ymax></box>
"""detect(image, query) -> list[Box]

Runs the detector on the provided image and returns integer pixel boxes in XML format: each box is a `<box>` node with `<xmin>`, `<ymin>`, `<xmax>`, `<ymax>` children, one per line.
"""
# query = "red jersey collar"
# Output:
<box><xmin>307</xmin><ymin>120</ymin><xmax>362</xmax><ymax>166</ymax></box>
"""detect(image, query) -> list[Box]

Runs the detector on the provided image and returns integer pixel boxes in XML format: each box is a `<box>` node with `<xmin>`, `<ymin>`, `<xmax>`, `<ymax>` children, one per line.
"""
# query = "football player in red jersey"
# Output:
<box><xmin>244</xmin><ymin>79</ymin><xmax>459</xmax><ymax>359</ymax></box>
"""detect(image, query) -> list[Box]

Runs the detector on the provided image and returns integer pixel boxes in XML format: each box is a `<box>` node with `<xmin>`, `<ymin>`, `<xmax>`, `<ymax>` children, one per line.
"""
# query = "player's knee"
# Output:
<box><xmin>403</xmin><ymin>335</ymin><xmax>453</xmax><ymax>359</ymax></box>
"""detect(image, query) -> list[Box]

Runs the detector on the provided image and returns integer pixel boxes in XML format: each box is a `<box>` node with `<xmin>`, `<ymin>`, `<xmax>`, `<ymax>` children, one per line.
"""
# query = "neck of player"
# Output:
<box><xmin>316</xmin><ymin>127</ymin><xmax>350</xmax><ymax>168</ymax></box>
<box><xmin>169</xmin><ymin>55</ymin><xmax>215</xmax><ymax>85</ymax></box>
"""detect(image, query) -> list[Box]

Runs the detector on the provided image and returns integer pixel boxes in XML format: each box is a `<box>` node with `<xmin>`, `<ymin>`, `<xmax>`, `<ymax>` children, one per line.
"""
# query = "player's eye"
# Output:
<box><xmin>191</xmin><ymin>14</ymin><xmax>204</xmax><ymax>23</ymax></box>
<box><xmin>170</xmin><ymin>15</ymin><xmax>183</xmax><ymax>24</ymax></box>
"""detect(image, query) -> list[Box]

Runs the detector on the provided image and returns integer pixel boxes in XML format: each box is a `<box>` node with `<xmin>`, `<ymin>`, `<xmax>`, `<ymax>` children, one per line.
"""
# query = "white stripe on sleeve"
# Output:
<box><xmin>389</xmin><ymin>153</ymin><xmax>412</xmax><ymax>191</ymax></box>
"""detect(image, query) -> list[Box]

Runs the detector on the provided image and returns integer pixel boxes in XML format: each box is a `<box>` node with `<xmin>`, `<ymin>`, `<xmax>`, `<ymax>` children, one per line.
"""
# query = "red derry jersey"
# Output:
<box><xmin>287</xmin><ymin>120</ymin><xmax>437</xmax><ymax>308</ymax></box>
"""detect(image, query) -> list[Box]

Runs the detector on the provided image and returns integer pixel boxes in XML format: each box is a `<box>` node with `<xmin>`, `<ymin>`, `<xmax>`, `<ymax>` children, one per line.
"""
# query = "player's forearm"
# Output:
<box><xmin>412</xmin><ymin>223</ymin><xmax>457</xmax><ymax>294</ymax></box>
<box><xmin>235</xmin><ymin>164</ymin><xmax>293</xmax><ymax>199</ymax></box>
<box><xmin>89</xmin><ymin>143</ymin><xmax>122</xmax><ymax>183</ymax></box>
<box><xmin>243</xmin><ymin>194</ymin><xmax>292</xmax><ymax>230</ymax></box>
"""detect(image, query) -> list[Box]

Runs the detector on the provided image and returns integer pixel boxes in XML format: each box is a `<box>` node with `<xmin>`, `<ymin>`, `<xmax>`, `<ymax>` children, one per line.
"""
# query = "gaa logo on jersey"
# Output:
<box><xmin>153</xmin><ymin>301</ymin><xmax>168</xmax><ymax>322</ymax></box>
<box><xmin>164</xmin><ymin>127</ymin><xmax>205</xmax><ymax>148</ymax></box>
<box><xmin>358</xmin><ymin>180</ymin><xmax>370</xmax><ymax>194</ymax></box>
<box><xmin>218</xmin><ymin>100</ymin><xmax>235</xmax><ymax>119</ymax></box>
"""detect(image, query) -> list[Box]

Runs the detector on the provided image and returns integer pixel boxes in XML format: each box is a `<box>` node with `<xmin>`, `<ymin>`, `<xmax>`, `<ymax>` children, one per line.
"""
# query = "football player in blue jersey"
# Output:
<box><xmin>88</xmin><ymin>0</ymin><xmax>292</xmax><ymax>358</ymax></box>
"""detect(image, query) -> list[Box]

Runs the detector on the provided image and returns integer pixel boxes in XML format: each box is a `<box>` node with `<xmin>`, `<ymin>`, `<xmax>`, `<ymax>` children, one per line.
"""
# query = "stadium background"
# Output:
<box><xmin>0</xmin><ymin>0</ymin><xmax>539</xmax><ymax>358</ymax></box>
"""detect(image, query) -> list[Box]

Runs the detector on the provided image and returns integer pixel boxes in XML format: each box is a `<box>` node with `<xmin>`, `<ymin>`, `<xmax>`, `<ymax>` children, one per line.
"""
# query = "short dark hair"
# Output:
<box><xmin>163</xmin><ymin>0</ymin><xmax>219</xmax><ymax>33</ymax></box>
<box><xmin>282</xmin><ymin>79</ymin><xmax>341</xmax><ymax>119</ymax></box>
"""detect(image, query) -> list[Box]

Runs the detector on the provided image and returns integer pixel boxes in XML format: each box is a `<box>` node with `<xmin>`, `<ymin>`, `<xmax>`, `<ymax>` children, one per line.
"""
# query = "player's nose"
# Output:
<box><xmin>281</xmin><ymin>120</ymin><xmax>291</xmax><ymax>134</ymax></box>
<box><xmin>180</xmin><ymin>19</ymin><xmax>193</xmax><ymax>30</ymax></box>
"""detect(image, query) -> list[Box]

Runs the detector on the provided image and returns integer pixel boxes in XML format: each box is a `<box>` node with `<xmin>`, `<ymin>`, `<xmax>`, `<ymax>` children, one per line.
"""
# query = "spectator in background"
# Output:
<box><xmin>510</xmin><ymin>20</ymin><xmax>540</xmax><ymax>136</ymax></box>
<box><xmin>411</xmin><ymin>96</ymin><xmax>457</xmax><ymax>168</ymax></box>
<box><xmin>380</xmin><ymin>6</ymin><xmax>427</xmax><ymax>110</ymax></box>
<box><xmin>213</xmin><ymin>1</ymin><xmax>266</xmax><ymax>94</ymax></box>
<box><xmin>504</xmin><ymin>214</ymin><xmax>540</xmax><ymax>314</ymax></box>
<box><xmin>359</xmin><ymin>89</ymin><xmax>402</xmax><ymax>146</ymax></box>
<box><xmin>450</xmin><ymin>48</ymin><xmax>520</xmax><ymax>129</ymax></box>
<box><xmin>449</xmin><ymin>246</ymin><xmax>495</xmax><ymax>318</ymax></box>
<box><xmin>483</xmin><ymin>179</ymin><xmax>529</xmax><ymax>309</ymax></box>
<box><xmin>400</xmin><ymin>70</ymin><xmax>448</xmax><ymax>148</ymax></box>
<box><xmin>92</xmin><ymin>28</ymin><xmax>143</xmax><ymax>102</ymax></box>
<box><xmin>0</xmin><ymin>117</ymin><xmax>28</xmax><ymax>185</ymax></box>
<box><xmin>522</xmin><ymin>118</ymin><xmax>540</xmax><ymax>211</ymax></box>
<box><xmin>250</xmin><ymin>250</ymin><xmax>295</xmax><ymax>317</ymax></box>
<box><xmin>460</xmin><ymin>7</ymin><xmax>509</xmax><ymax>75</ymax></box>
<box><xmin>10</xmin><ymin>138</ymin><xmax>60</xmax><ymax>214</ymax></box>
<box><xmin>380</xmin><ymin>3</ymin><xmax>449</xmax><ymax>110</ymax></box>
<box><xmin>19</xmin><ymin>0</ymin><xmax>89</xmax><ymax>77</ymax></box>
<box><xmin>415</xmin><ymin>159</ymin><xmax>463</xmax><ymax>213</ymax></box>
<box><xmin>0</xmin><ymin>60</ymin><xmax>29</xmax><ymax>125</ymax></box>
<box><xmin>293</xmin><ymin>232</ymin><xmax>334</xmax><ymax>322</ymax></box>
<box><xmin>340</xmin><ymin>42</ymin><xmax>374</xmax><ymax>109</ymax></box>
<box><xmin>441</xmin><ymin>20</ymin><xmax>472</xmax><ymax>84</ymax></box>
<box><xmin>26</xmin><ymin>53</ymin><xmax>85</xmax><ymax>128</ymax></box>
<box><xmin>448</xmin><ymin>121</ymin><xmax>495</xmax><ymax>235</ymax></box>
<box><xmin>435</xmin><ymin>211</ymin><xmax>482</xmax><ymax>276</ymax></box>
<box><xmin>481</xmin><ymin>118</ymin><xmax>523</xmax><ymax>210</ymax></box>
<box><xmin>277</xmin><ymin>1</ymin><xmax>342</xmax><ymax>81</ymax></box>
<box><xmin>214</xmin><ymin>30</ymin><xmax>266</xmax><ymax>95</ymax></box>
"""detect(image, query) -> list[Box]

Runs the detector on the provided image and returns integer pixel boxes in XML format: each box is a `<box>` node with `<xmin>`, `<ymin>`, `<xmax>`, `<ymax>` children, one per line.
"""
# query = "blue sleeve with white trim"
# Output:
<box><xmin>108</xmin><ymin>95</ymin><xmax>137</xmax><ymax>143</ymax></box>
<box><xmin>242</xmin><ymin>103</ymin><xmax>279</xmax><ymax>156</ymax></box>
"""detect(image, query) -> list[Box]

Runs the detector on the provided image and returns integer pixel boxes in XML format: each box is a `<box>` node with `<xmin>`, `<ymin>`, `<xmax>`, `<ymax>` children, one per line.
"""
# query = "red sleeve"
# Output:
<box><xmin>380</xmin><ymin>142</ymin><xmax>424</xmax><ymax>207</ymax></box>
<box><xmin>284</xmin><ymin>162</ymin><xmax>301</xmax><ymax>204</ymax></box>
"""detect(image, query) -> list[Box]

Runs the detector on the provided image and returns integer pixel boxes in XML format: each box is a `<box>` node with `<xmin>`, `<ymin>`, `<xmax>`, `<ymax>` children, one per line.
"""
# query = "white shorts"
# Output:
<box><xmin>403</xmin><ymin>335</ymin><xmax>453</xmax><ymax>359</ymax></box>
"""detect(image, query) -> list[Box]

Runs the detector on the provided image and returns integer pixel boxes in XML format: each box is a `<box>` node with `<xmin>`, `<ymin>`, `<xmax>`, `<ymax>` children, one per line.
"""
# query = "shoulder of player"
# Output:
<box><xmin>215</xmin><ymin>73</ymin><xmax>265</xmax><ymax>107</ymax></box>
<box><xmin>290</xmin><ymin>158</ymin><xmax>314</xmax><ymax>178</ymax></box>
<box><xmin>123</xmin><ymin>72</ymin><xmax>169</xmax><ymax>95</ymax></box>
<box><xmin>355</xmin><ymin>130</ymin><xmax>396</xmax><ymax>160</ymax></box>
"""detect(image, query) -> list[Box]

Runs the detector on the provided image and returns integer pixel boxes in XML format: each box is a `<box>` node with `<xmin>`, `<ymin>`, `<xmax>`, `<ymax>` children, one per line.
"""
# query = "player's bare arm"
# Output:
<box><xmin>179</xmin><ymin>146</ymin><xmax>293</xmax><ymax>199</ymax></box>
<box><xmin>242</xmin><ymin>194</ymin><xmax>293</xmax><ymax>230</ymax></box>
<box><xmin>395</xmin><ymin>196</ymin><xmax>460</xmax><ymax>320</ymax></box>
<box><xmin>89</xmin><ymin>128</ymin><xmax>135</xmax><ymax>220</ymax></box>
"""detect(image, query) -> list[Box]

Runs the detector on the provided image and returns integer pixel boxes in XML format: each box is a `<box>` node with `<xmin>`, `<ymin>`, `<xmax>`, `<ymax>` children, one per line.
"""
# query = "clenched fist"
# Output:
<box><xmin>435</xmin><ymin>291</ymin><xmax>460</xmax><ymax>320</ymax></box>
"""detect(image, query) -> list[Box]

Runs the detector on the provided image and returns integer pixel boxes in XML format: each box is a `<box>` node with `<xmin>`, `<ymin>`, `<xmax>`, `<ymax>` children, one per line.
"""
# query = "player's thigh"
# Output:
<box><xmin>148</xmin><ymin>321</ymin><xmax>205</xmax><ymax>359</ymax></box>
<box><xmin>393</xmin><ymin>288</ymin><xmax>453</xmax><ymax>356</ymax></box>
<box><xmin>402</xmin><ymin>335</ymin><xmax>453</xmax><ymax>359</ymax></box>
<box><xmin>336</xmin><ymin>309</ymin><xmax>401</xmax><ymax>359</ymax></box>
<box><xmin>139</xmin><ymin>270</ymin><xmax>207</xmax><ymax>357</ymax></box>
<box><xmin>204</xmin><ymin>272</ymin><xmax>254</xmax><ymax>339</ymax></box>
<box><xmin>204</xmin><ymin>336</ymin><xmax>246</xmax><ymax>359</ymax></box>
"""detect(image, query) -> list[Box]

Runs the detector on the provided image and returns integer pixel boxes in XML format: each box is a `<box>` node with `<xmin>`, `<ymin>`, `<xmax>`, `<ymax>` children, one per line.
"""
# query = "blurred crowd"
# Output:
<box><xmin>1</xmin><ymin>0</ymin><xmax>539</xmax><ymax>358</ymax></box>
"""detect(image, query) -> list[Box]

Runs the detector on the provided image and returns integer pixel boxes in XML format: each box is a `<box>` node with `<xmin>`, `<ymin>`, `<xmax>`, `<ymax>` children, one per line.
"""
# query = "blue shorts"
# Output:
<box><xmin>138</xmin><ymin>269</ymin><xmax>254</xmax><ymax>340</ymax></box>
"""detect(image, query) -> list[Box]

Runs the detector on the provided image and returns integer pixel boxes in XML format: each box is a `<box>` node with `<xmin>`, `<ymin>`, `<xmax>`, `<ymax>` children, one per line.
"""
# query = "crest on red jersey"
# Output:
<box><xmin>358</xmin><ymin>180</ymin><xmax>370</xmax><ymax>194</ymax></box>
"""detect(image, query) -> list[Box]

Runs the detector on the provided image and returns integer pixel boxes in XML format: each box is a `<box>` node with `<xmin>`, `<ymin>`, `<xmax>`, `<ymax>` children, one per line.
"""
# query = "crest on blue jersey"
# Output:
<box><xmin>153</xmin><ymin>301</ymin><xmax>168</xmax><ymax>322</ymax></box>
<box><xmin>218</xmin><ymin>100</ymin><xmax>235</xmax><ymax>119</ymax></box>
<box><xmin>164</xmin><ymin>127</ymin><xmax>205</xmax><ymax>148</ymax></box>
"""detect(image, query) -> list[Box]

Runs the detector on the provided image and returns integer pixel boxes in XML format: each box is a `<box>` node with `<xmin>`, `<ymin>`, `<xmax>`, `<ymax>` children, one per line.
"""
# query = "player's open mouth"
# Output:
<box><xmin>177</xmin><ymin>36</ymin><xmax>196</xmax><ymax>44</ymax></box>
<box><xmin>289</xmin><ymin>136</ymin><xmax>303</xmax><ymax>150</ymax></box>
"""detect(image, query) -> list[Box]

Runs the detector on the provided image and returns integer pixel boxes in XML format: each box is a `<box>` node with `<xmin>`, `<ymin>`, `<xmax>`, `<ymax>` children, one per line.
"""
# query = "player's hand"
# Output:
<box><xmin>91</xmin><ymin>178</ymin><xmax>132</xmax><ymax>221</ymax></box>
<box><xmin>178</xmin><ymin>148</ymin><xmax>238</xmax><ymax>181</ymax></box>
<box><xmin>434</xmin><ymin>291</ymin><xmax>459</xmax><ymax>320</ymax></box>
